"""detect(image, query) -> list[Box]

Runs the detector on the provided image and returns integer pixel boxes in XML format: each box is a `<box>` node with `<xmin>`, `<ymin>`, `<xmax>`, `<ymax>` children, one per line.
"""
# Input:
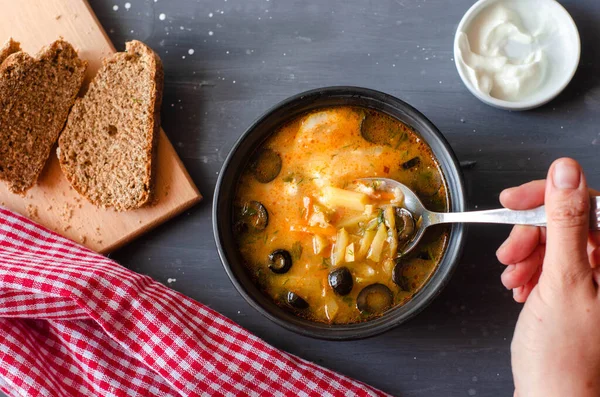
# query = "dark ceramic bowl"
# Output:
<box><xmin>213</xmin><ymin>86</ymin><xmax>466</xmax><ymax>340</ymax></box>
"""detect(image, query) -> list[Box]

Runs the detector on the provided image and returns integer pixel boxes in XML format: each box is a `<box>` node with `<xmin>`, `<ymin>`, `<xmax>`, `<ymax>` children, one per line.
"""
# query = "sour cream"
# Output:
<box><xmin>455</xmin><ymin>0</ymin><xmax>580</xmax><ymax>109</ymax></box>
<box><xmin>456</xmin><ymin>0</ymin><xmax>573</xmax><ymax>102</ymax></box>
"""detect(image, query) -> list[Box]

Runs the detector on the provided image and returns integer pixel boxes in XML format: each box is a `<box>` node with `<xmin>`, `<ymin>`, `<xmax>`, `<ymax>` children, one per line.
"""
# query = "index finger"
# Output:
<box><xmin>500</xmin><ymin>180</ymin><xmax>546</xmax><ymax>210</ymax></box>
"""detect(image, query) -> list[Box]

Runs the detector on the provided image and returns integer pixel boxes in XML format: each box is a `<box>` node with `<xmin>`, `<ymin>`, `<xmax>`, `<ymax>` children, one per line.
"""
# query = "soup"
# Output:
<box><xmin>233</xmin><ymin>106</ymin><xmax>449</xmax><ymax>324</ymax></box>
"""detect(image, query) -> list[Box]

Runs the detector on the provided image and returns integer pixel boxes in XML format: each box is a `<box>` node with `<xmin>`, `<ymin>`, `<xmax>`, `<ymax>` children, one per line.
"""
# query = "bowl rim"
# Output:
<box><xmin>212</xmin><ymin>86</ymin><xmax>467</xmax><ymax>340</ymax></box>
<box><xmin>453</xmin><ymin>0</ymin><xmax>581</xmax><ymax>111</ymax></box>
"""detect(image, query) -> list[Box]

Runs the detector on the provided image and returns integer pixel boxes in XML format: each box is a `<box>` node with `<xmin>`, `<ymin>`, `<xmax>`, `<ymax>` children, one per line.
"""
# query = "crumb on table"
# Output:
<box><xmin>60</xmin><ymin>203</ymin><xmax>74</xmax><ymax>222</ymax></box>
<box><xmin>26</xmin><ymin>204</ymin><xmax>39</xmax><ymax>219</ymax></box>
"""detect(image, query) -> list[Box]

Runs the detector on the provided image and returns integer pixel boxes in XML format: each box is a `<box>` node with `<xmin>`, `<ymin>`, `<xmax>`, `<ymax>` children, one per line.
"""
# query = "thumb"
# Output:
<box><xmin>543</xmin><ymin>158</ymin><xmax>590</xmax><ymax>284</ymax></box>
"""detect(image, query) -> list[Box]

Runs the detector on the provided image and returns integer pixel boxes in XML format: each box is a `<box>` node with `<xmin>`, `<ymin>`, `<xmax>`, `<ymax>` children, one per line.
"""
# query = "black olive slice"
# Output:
<box><xmin>357</xmin><ymin>284</ymin><xmax>393</xmax><ymax>314</ymax></box>
<box><xmin>328</xmin><ymin>267</ymin><xmax>353</xmax><ymax>296</ymax></box>
<box><xmin>241</xmin><ymin>201</ymin><xmax>268</xmax><ymax>231</ymax></box>
<box><xmin>401</xmin><ymin>157</ymin><xmax>421</xmax><ymax>170</ymax></box>
<box><xmin>250</xmin><ymin>148</ymin><xmax>282</xmax><ymax>183</ymax></box>
<box><xmin>361</xmin><ymin>113</ymin><xmax>396</xmax><ymax>145</ymax></box>
<box><xmin>360</xmin><ymin>113</ymin><xmax>382</xmax><ymax>144</ymax></box>
<box><xmin>360</xmin><ymin>111</ymin><xmax>407</xmax><ymax>146</ymax></box>
<box><xmin>395</xmin><ymin>207</ymin><xmax>415</xmax><ymax>241</ymax></box>
<box><xmin>268</xmin><ymin>249</ymin><xmax>292</xmax><ymax>274</ymax></box>
<box><xmin>414</xmin><ymin>168</ymin><xmax>443</xmax><ymax>197</ymax></box>
<box><xmin>392</xmin><ymin>259</ymin><xmax>411</xmax><ymax>292</ymax></box>
<box><xmin>286</xmin><ymin>291</ymin><xmax>309</xmax><ymax>309</ymax></box>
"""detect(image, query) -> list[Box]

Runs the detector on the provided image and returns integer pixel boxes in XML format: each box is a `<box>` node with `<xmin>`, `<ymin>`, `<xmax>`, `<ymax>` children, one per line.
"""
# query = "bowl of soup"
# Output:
<box><xmin>213</xmin><ymin>87</ymin><xmax>466</xmax><ymax>340</ymax></box>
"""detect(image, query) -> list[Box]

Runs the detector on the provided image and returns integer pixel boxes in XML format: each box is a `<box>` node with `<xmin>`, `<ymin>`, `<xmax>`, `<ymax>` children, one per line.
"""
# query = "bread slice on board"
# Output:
<box><xmin>0</xmin><ymin>39</ymin><xmax>87</xmax><ymax>194</ymax></box>
<box><xmin>0</xmin><ymin>38</ymin><xmax>20</xmax><ymax>65</ymax></box>
<box><xmin>57</xmin><ymin>41</ymin><xmax>164</xmax><ymax>212</ymax></box>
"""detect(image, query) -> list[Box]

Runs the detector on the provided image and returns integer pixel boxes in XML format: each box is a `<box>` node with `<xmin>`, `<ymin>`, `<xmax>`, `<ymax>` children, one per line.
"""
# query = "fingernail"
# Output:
<box><xmin>504</xmin><ymin>264</ymin><xmax>516</xmax><ymax>274</ymax></box>
<box><xmin>512</xmin><ymin>288</ymin><xmax>517</xmax><ymax>298</ymax></box>
<box><xmin>553</xmin><ymin>160</ymin><xmax>580</xmax><ymax>190</ymax></box>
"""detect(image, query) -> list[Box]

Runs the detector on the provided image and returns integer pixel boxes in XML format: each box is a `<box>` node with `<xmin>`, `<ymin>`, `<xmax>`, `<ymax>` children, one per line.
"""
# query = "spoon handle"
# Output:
<box><xmin>432</xmin><ymin>206</ymin><xmax>547</xmax><ymax>227</ymax></box>
<box><xmin>431</xmin><ymin>197</ymin><xmax>600</xmax><ymax>230</ymax></box>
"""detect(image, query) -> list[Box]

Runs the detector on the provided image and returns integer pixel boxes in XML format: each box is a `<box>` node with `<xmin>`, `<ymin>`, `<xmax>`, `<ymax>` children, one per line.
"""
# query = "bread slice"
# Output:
<box><xmin>57</xmin><ymin>41</ymin><xmax>164</xmax><ymax>211</ymax></box>
<box><xmin>0</xmin><ymin>38</ymin><xmax>20</xmax><ymax>65</ymax></box>
<box><xmin>0</xmin><ymin>39</ymin><xmax>87</xmax><ymax>194</ymax></box>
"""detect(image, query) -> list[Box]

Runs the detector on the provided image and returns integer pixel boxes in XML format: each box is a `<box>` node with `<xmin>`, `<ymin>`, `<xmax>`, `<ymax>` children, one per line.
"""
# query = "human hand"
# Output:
<box><xmin>497</xmin><ymin>164</ymin><xmax>600</xmax><ymax>302</ymax></box>
<box><xmin>497</xmin><ymin>158</ymin><xmax>600</xmax><ymax>396</ymax></box>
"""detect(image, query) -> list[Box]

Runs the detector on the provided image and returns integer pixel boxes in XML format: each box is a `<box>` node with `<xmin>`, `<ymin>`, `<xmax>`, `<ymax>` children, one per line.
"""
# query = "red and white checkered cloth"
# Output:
<box><xmin>0</xmin><ymin>207</ymin><xmax>389</xmax><ymax>397</ymax></box>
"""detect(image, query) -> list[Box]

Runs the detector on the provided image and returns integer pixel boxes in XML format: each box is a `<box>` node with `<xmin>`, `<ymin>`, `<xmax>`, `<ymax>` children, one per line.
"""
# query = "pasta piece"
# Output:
<box><xmin>384</xmin><ymin>206</ymin><xmax>396</xmax><ymax>229</ymax></box>
<box><xmin>313</xmin><ymin>234</ymin><xmax>328</xmax><ymax>255</ymax></box>
<box><xmin>333</xmin><ymin>228</ymin><xmax>349</xmax><ymax>265</ymax></box>
<box><xmin>345</xmin><ymin>242</ymin><xmax>356</xmax><ymax>262</ymax></box>
<box><xmin>384</xmin><ymin>206</ymin><xmax>398</xmax><ymax>257</ymax></box>
<box><xmin>320</xmin><ymin>186</ymin><xmax>368</xmax><ymax>212</ymax></box>
<box><xmin>357</xmin><ymin>230</ymin><xmax>377</xmax><ymax>259</ymax></box>
<box><xmin>388</xmin><ymin>227</ymin><xmax>398</xmax><ymax>258</ymax></box>
<box><xmin>367</xmin><ymin>223</ymin><xmax>387</xmax><ymax>262</ymax></box>
<box><xmin>336</xmin><ymin>213</ymin><xmax>370</xmax><ymax>229</ymax></box>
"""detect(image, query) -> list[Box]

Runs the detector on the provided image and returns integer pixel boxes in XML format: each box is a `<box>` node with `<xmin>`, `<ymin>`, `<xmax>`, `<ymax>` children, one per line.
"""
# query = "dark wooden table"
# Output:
<box><xmin>86</xmin><ymin>1</ymin><xmax>600</xmax><ymax>396</ymax></box>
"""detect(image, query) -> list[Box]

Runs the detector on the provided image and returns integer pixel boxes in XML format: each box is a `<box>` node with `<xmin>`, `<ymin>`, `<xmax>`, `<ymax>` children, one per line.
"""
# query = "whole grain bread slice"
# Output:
<box><xmin>0</xmin><ymin>39</ymin><xmax>87</xmax><ymax>194</ymax></box>
<box><xmin>57</xmin><ymin>41</ymin><xmax>164</xmax><ymax>211</ymax></box>
<box><xmin>0</xmin><ymin>38</ymin><xmax>20</xmax><ymax>65</ymax></box>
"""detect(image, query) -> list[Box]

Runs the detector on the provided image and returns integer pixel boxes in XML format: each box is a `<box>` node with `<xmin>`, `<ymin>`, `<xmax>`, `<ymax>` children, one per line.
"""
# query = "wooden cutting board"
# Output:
<box><xmin>0</xmin><ymin>0</ymin><xmax>202</xmax><ymax>253</ymax></box>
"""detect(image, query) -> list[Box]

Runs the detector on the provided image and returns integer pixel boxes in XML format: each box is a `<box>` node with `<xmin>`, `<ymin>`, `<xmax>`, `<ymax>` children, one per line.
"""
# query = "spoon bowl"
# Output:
<box><xmin>358</xmin><ymin>177</ymin><xmax>433</xmax><ymax>255</ymax></box>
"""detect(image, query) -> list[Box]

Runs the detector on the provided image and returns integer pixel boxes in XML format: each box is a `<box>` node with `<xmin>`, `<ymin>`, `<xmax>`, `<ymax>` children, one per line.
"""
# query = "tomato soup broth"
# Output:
<box><xmin>234</xmin><ymin>107</ymin><xmax>449</xmax><ymax>324</ymax></box>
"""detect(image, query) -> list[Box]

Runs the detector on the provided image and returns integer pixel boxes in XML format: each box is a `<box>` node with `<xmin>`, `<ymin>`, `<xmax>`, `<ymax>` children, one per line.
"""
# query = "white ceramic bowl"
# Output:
<box><xmin>454</xmin><ymin>0</ymin><xmax>580</xmax><ymax>111</ymax></box>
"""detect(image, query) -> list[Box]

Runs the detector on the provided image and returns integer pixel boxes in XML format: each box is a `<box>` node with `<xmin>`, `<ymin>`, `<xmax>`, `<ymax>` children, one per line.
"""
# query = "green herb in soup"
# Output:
<box><xmin>233</xmin><ymin>106</ymin><xmax>449</xmax><ymax>324</ymax></box>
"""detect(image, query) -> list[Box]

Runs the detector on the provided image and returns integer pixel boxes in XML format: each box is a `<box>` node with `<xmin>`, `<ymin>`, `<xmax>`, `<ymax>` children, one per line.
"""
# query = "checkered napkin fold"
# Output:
<box><xmin>0</xmin><ymin>207</ymin><xmax>388</xmax><ymax>397</ymax></box>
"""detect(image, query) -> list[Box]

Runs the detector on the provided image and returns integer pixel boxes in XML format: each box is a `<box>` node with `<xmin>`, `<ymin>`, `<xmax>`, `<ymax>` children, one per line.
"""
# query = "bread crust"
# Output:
<box><xmin>0</xmin><ymin>38</ymin><xmax>20</xmax><ymax>65</ymax></box>
<box><xmin>128</xmin><ymin>41</ymin><xmax>164</xmax><ymax>207</ymax></box>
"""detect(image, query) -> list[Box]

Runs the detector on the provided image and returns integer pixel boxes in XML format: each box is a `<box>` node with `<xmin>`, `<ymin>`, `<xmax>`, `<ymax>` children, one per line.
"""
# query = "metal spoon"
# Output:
<box><xmin>359</xmin><ymin>177</ymin><xmax>600</xmax><ymax>256</ymax></box>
